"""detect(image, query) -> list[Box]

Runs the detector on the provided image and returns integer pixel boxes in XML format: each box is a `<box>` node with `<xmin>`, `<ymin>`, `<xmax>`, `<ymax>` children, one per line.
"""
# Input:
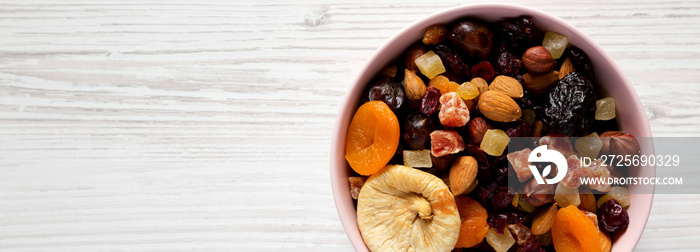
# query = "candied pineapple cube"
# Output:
<box><xmin>414</xmin><ymin>50</ymin><xmax>446</xmax><ymax>79</ymax></box>
<box><xmin>597</xmin><ymin>186</ymin><xmax>631</xmax><ymax>209</ymax></box>
<box><xmin>575</xmin><ymin>132</ymin><xmax>602</xmax><ymax>160</ymax></box>
<box><xmin>542</xmin><ymin>32</ymin><xmax>568</xmax><ymax>59</ymax></box>
<box><xmin>480</xmin><ymin>129</ymin><xmax>509</xmax><ymax>156</ymax></box>
<box><xmin>595</xmin><ymin>97</ymin><xmax>616</xmax><ymax>120</ymax></box>
<box><xmin>403</xmin><ymin>149</ymin><xmax>432</xmax><ymax>168</ymax></box>
<box><xmin>554</xmin><ymin>184</ymin><xmax>580</xmax><ymax>208</ymax></box>
<box><xmin>486</xmin><ymin>227</ymin><xmax>515</xmax><ymax>252</ymax></box>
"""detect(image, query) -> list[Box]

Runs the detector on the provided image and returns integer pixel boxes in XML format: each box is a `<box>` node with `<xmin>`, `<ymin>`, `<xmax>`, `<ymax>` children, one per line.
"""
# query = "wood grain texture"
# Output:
<box><xmin>0</xmin><ymin>0</ymin><xmax>698</xmax><ymax>251</ymax></box>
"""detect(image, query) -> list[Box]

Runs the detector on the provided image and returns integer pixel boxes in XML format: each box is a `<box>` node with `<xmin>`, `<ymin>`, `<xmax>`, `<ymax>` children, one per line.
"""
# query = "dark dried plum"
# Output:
<box><xmin>448</xmin><ymin>20</ymin><xmax>493</xmax><ymax>60</ymax></box>
<box><xmin>567</xmin><ymin>46</ymin><xmax>595</xmax><ymax>81</ymax></box>
<box><xmin>364</xmin><ymin>78</ymin><xmax>406</xmax><ymax>115</ymax></box>
<box><xmin>434</xmin><ymin>44</ymin><xmax>469</xmax><ymax>82</ymax></box>
<box><xmin>498</xmin><ymin>15</ymin><xmax>538</xmax><ymax>53</ymax></box>
<box><xmin>402</xmin><ymin>112</ymin><xmax>433</xmax><ymax>150</ymax></box>
<box><xmin>598</xmin><ymin>199</ymin><xmax>629</xmax><ymax>233</ymax></box>
<box><xmin>542</xmin><ymin>72</ymin><xmax>596</xmax><ymax>136</ymax></box>
<box><xmin>420</xmin><ymin>86</ymin><xmax>441</xmax><ymax>116</ymax></box>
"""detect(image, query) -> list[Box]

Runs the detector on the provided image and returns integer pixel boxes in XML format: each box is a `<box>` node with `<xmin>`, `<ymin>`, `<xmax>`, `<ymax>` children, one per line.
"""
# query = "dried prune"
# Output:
<box><xmin>496</xmin><ymin>51</ymin><xmax>522</xmax><ymax>76</ymax></box>
<box><xmin>448</xmin><ymin>20</ymin><xmax>494</xmax><ymax>60</ymax></box>
<box><xmin>567</xmin><ymin>46</ymin><xmax>595</xmax><ymax>81</ymax></box>
<box><xmin>498</xmin><ymin>15</ymin><xmax>538</xmax><ymax>53</ymax></box>
<box><xmin>364</xmin><ymin>78</ymin><xmax>407</xmax><ymax>116</ymax></box>
<box><xmin>420</xmin><ymin>86</ymin><xmax>441</xmax><ymax>116</ymax></box>
<box><xmin>434</xmin><ymin>44</ymin><xmax>469</xmax><ymax>82</ymax></box>
<box><xmin>598</xmin><ymin>199</ymin><xmax>629</xmax><ymax>233</ymax></box>
<box><xmin>402</xmin><ymin>112</ymin><xmax>433</xmax><ymax>150</ymax></box>
<box><xmin>542</xmin><ymin>72</ymin><xmax>596</xmax><ymax>136</ymax></box>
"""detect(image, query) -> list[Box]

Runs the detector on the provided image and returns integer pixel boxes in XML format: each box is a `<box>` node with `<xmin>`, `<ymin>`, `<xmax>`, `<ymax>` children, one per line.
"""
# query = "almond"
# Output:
<box><xmin>489</xmin><ymin>75</ymin><xmax>523</xmax><ymax>98</ymax></box>
<box><xmin>448</xmin><ymin>156</ymin><xmax>478</xmax><ymax>196</ymax></box>
<box><xmin>559</xmin><ymin>57</ymin><xmax>575</xmax><ymax>79</ymax></box>
<box><xmin>531</xmin><ymin>203</ymin><xmax>557</xmax><ymax>235</ymax></box>
<box><xmin>478</xmin><ymin>90</ymin><xmax>522</xmax><ymax>122</ymax></box>
<box><xmin>523</xmin><ymin>71</ymin><xmax>559</xmax><ymax>94</ymax></box>
<box><xmin>522</xmin><ymin>46</ymin><xmax>556</xmax><ymax>74</ymax></box>
<box><xmin>404</xmin><ymin>69</ymin><xmax>426</xmax><ymax>101</ymax></box>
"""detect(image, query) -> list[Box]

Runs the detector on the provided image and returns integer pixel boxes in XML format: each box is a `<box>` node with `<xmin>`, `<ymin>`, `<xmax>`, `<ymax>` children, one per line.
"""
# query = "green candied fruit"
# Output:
<box><xmin>542</xmin><ymin>32</ymin><xmax>568</xmax><ymax>59</ymax></box>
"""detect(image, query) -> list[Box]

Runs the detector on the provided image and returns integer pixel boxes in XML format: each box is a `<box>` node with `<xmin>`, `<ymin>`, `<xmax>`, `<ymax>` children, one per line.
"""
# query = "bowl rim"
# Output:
<box><xmin>331</xmin><ymin>3</ymin><xmax>653</xmax><ymax>252</ymax></box>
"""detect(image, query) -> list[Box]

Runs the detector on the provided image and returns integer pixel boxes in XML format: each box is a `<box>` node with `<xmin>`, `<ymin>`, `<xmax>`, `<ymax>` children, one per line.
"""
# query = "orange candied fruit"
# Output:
<box><xmin>428</xmin><ymin>75</ymin><xmax>460</xmax><ymax>95</ymax></box>
<box><xmin>344</xmin><ymin>101</ymin><xmax>400</xmax><ymax>176</ymax></box>
<box><xmin>455</xmin><ymin>196</ymin><xmax>489</xmax><ymax>248</ymax></box>
<box><xmin>552</xmin><ymin>205</ymin><xmax>602</xmax><ymax>252</ymax></box>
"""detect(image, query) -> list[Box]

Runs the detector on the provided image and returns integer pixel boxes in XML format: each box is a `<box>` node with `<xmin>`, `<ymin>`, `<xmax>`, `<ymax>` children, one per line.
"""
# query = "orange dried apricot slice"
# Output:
<box><xmin>345</xmin><ymin>101</ymin><xmax>400</xmax><ymax>175</ymax></box>
<box><xmin>455</xmin><ymin>196</ymin><xmax>489</xmax><ymax>248</ymax></box>
<box><xmin>552</xmin><ymin>205</ymin><xmax>602</xmax><ymax>252</ymax></box>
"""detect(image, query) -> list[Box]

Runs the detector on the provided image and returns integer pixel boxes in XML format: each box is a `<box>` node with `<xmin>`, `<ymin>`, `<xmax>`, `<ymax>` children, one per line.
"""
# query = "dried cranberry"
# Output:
<box><xmin>463</xmin><ymin>144</ymin><xmax>490</xmax><ymax>169</ymax></box>
<box><xmin>496</xmin><ymin>51</ymin><xmax>521</xmax><ymax>76</ymax></box>
<box><xmin>470</xmin><ymin>61</ymin><xmax>497</xmax><ymax>82</ymax></box>
<box><xmin>506</xmin><ymin>121</ymin><xmax>531</xmax><ymax>138</ymax></box>
<box><xmin>491</xmin><ymin>187</ymin><xmax>514</xmax><ymax>209</ymax></box>
<box><xmin>364</xmin><ymin>78</ymin><xmax>406</xmax><ymax>115</ymax></box>
<box><xmin>474</xmin><ymin>182</ymin><xmax>498</xmax><ymax>208</ymax></box>
<box><xmin>434</xmin><ymin>44</ymin><xmax>469</xmax><ymax>82</ymax></box>
<box><xmin>507</xmin><ymin>210</ymin><xmax>524</xmax><ymax>224</ymax></box>
<box><xmin>420</xmin><ymin>86</ymin><xmax>441</xmax><ymax>116</ymax></box>
<box><xmin>598</xmin><ymin>199</ymin><xmax>629</xmax><ymax>233</ymax></box>
<box><xmin>488</xmin><ymin>212</ymin><xmax>508</xmax><ymax>234</ymax></box>
<box><xmin>403</xmin><ymin>112</ymin><xmax>433</xmax><ymax>150</ymax></box>
<box><xmin>567</xmin><ymin>46</ymin><xmax>595</xmax><ymax>80</ymax></box>
<box><xmin>521</xmin><ymin>242</ymin><xmax>546</xmax><ymax>252</ymax></box>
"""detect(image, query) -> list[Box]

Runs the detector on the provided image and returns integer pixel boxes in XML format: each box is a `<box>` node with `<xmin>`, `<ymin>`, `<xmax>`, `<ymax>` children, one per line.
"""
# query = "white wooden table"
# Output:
<box><xmin>1</xmin><ymin>1</ymin><xmax>699</xmax><ymax>251</ymax></box>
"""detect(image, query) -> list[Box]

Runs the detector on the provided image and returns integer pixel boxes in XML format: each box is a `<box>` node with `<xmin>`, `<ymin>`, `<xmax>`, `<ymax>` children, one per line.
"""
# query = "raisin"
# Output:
<box><xmin>542</xmin><ymin>72</ymin><xmax>596</xmax><ymax>136</ymax></box>
<box><xmin>364</xmin><ymin>78</ymin><xmax>407</xmax><ymax>116</ymax></box>
<box><xmin>566</xmin><ymin>46</ymin><xmax>595</xmax><ymax>81</ymax></box>
<box><xmin>439</xmin><ymin>92</ymin><xmax>470</xmax><ymax>127</ymax></box>
<box><xmin>470</xmin><ymin>61</ymin><xmax>497</xmax><ymax>82</ymax></box>
<box><xmin>402</xmin><ymin>112</ymin><xmax>433</xmax><ymax>150</ymax></box>
<box><xmin>420</xmin><ymin>86</ymin><xmax>441</xmax><ymax>116</ymax></box>
<box><xmin>507</xmin><ymin>210</ymin><xmax>524</xmax><ymax>224</ymax></box>
<box><xmin>422</xmin><ymin>25</ymin><xmax>447</xmax><ymax>45</ymax></box>
<box><xmin>496</xmin><ymin>51</ymin><xmax>522</xmax><ymax>76</ymax></box>
<box><xmin>505</xmin><ymin>121</ymin><xmax>531</xmax><ymax>138</ymax></box>
<box><xmin>521</xmin><ymin>242</ymin><xmax>546</xmax><ymax>252</ymax></box>
<box><xmin>598</xmin><ymin>199</ymin><xmax>629</xmax><ymax>233</ymax></box>
<box><xmin>434</xmin><ymin>44</ymin><xmax>470</xmax><ymax>82</ymax></box>
<box><xmin>498</xmin><ymin>15</ymin><xmax>538</xmax><ymax>53</ymax></box>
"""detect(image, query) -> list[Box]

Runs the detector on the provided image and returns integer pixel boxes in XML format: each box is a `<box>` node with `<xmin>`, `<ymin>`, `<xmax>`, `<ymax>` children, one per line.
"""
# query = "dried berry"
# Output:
<box><xmin>420</xmin><ymin>86</ymin><xmax>441</xmax><ymax>116</ymax></box>
<box><xmin>506</xmin><ymin>121</ymin><xmax>531</xmax><ymax>138</ymax></box>
<box><xmin>521</xmin><ymin>242</ymin><xmax>546</xmax><ymax>252</ymax></box>
<box><xmin>434</xmin><ymin>44</ymin><xmax>470</xmax><ymax>82</ymax></box>
<box><xmin>598</xmin><ymin>199</ymin><xmax>629</xmax><ymax>233</ymax></box>
<box><xmin>364</xmin><ymin>78</ymin><xmax>407</xmax><ymax>116</ymax></box>
<box><xmin>498</xmin><ymin>15</ymin><xmax>538</xmax><ymax>53</ymax></box>
<box><xmin>567</xmin><ymin>46</ymin><xmax>595</xmax><ymax>80</ymax></box>
<box><xmin>470</xmin><ymin>61</ymin><xmax>497</xmax><ymax>82</ymax></box>
<box><xmin>542</xmin><ymin>72</ymin><xmax>596</xmax><ymax>136</ymax></box>
<box><xmin>488</xmin><ymin>212</ymin><xmax>508</xmax><ymax>234</ymax></box>
<box><xmin>423</xmin><ymin>25</ymin><xmax>447</xmax><ymax>45</ymax></box>
<box><xmin>507</xmin><ymin>211</ymin><xmax>524</xmax><ymax>224</ymax></box>
<box><xmin>491</xmin><ymin>187</ymin><xmax>515</xmax><ymax>209</ymax></box>
<box><xmin>402</xmin><ymin>112</ymin><xmax>433</xmax><ymax>150</ymax></box>
<box><xmin>496</xmin><ymin>51</ymin><xmax>522</xmax><ymax>76</ymax></box>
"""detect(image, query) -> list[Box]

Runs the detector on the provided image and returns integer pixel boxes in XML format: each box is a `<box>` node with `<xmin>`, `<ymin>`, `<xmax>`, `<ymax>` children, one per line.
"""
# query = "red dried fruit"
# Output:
<box><xmin>507</xmin><ymin>148</ymin><xmax>533</xmax><ymax>182</ymax></box>
<box><xmin>430</xmin><ymin>130</ymin><xmax>465</xmax><ymax>157</ymax></box>
<box><xmin>585</xmin><ymin>159</ymin><xmax>611</xmax><ymax>192</ymax></box>
<box><xmin>420</xmin><ymin>86</ymin><xmax>441</xmax><ymax>116</ymax></box>
<box><xmin>538</xmin><ymin>134</ymin><xmax>574</xmax><ymax>157</ymax></box>
<box><xmin>439</xmin><ymin>92</ymin><xmax>471</xmax><ymax>127</ymax></box>
<box><xmin>507</xmin><ymin>223</ymin><xmax>536</xmax><ymax>246</ymax></box>
<box><xmin>560</xmin><ymin>155</ymin><xmax>585</xmax><ymax>188</ymax></box>
<box><xmin>435</xmin><ymin>44</ymin><xmax>470</xmax><ymax>82</ymax></box>
<box><xmin>598</xmin><ymin>199</ymin><xmax>629</xmax><ymax>233</ymax></box>
<box><xmin>470</xmin><ymin>61</ymin><xmax>497</xmax><ymax>82</ymax></box>
<box><xmin>496</xmin><ymin>51</ymin><xmax>522</xmax><ymax>76</ymax></box>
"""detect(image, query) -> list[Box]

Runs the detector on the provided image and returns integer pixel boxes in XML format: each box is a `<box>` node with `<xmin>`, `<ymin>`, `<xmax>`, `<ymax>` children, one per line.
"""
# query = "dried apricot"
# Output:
<box><xmin>551</xmin><ymin>205</ymin><xmax>601</xmax><ymax>252</ymax></box>
<box><xmin>455</xmin><ymin>196</ymin><xmax>489</xmax><ymax>248</ymax></box>
<box><xmin>345</xmin><ymin>101</ymin><xmax>400</xmax><ymax>175</ymax></box>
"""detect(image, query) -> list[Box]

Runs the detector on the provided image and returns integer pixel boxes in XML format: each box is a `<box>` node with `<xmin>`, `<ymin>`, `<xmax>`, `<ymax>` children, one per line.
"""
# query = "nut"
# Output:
<box><xmin>489</xmin><ymin>75</ymin><xmax>523</xmax><ymax>98</ymax></box>
<box><xmin>348</xmin><ymin>176</ymin><xmax>367</xmax><ymax>200</ymax></box>
<box><xmin>600</xmin><ymin>229</ymin><xmax>612</xmax><ymax>252</ymax></box>
<box><xmin>599</xmin><ymin>130</ymin><xmax>623</xmax><ymax>155</ymax></box>
<box><xmin>448</xmin><ymin>156</ymin><xmax>478</xmax><ymax>196</ymax></box>
<box><xmin>470</xmin><ymin>77</ymin><xmax>489</xmax><ymax>96</ymax></box>
<box><xmin>559</xmin><ymin>57</ymin><xmax>575</xmax><ymax>79</ymax></box>
<box><xmin>531</xmin><ymin>203</ymin><xmax>557</xmax><ymax>235</ymax></box>
<box><xmin>403</xmin><ymin>45</ymin><xmax>427</xmax><ymax>72</ymax></box>
<box><xmin>610</xmin><ymin>134</ymin><xmax>641</xmax><ymax>157</ymax></box>
<box><xmin>522</xmin><ymin>46</ymin><xmax>556</xmax><ymax>74</ymax></box>
<box><xmin>478</xmin><ymin>90</ymin><xmax>522</xmax><ymax>122</ymax></box>
<box><xmin>523</xmin><ymin>178</ymin><xmax>554</xmax><ymax>207</ymax></box>
<box><xmin>404</xmin><ymin>69</ymin><xmax>426</xmax><ymax>101</ymax></box>
<box><xmin>467</xmin><ymin>117</ymin><xmax>493</xmax><ymax>145</ymax></box>
<box><xmin>523</xmin><ymin>71</ymin><xmax>559</xmax><ymax>94</ymax></box>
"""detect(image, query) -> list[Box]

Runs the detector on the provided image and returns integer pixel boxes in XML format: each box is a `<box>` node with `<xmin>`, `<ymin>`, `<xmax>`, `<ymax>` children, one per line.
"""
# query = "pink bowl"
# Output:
<box><xmin>331</xmin><ymin>3</ymin><xmax>653</xmax><ymax>251</ymax></box>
